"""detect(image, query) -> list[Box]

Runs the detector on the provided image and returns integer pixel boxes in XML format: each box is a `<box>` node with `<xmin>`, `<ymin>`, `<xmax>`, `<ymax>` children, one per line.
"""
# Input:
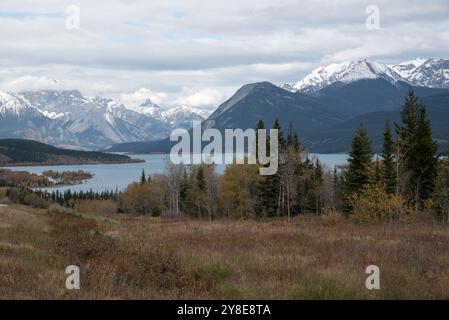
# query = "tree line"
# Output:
<box><xmin>119</xmin><ymin>89</ymin><xmax>449</xmax><ymax>223</ymax></box>
<box><xmin>4</xmin><ymin>90</ymin><xmax>448</xmax><ymax>223</ymax></box>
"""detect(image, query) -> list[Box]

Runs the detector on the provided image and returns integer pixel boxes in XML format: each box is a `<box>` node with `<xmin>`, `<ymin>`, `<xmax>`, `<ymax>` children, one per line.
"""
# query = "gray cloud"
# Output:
<box><xmin>0</xmin><ymin>0</ymin><xmax>448</xmax><ymax>109</ymax></box>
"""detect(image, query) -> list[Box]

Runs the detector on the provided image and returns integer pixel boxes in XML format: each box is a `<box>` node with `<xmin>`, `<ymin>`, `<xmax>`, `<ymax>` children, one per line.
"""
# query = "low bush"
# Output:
<box><xmin>349</xmin><ymin>184</ymin><xmax>407</xmax><ymax>224</ymax></box>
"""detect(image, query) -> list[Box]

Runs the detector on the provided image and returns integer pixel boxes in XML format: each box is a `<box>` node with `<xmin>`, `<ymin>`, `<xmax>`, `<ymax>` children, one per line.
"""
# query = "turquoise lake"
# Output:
<box><xmin>3</xmin><ymin>153</ymin><xmax>348</xmax><ymax>193</ymax></box>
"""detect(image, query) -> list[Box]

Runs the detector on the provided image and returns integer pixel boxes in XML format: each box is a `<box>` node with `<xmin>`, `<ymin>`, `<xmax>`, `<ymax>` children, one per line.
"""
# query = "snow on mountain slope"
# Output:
<box><xmin>0</xmin><ymin>89</ymin><xmax>210</xmax><ymax>149</ymax></box>
<box><xmin>161</xmin><ymin>105</ymin><xmax>209</xmax><ymax>126</ymax></box>
<box><xmin>122</xmin><ymin>98</ymin><xmax>164</xmax><ymax>118</ymax></box>
<box><xmin>404</xmin><ymin>58</ymin><xmax>449</xmax><ymax>89</ymax></box>
<box><xmin>283</xmin><ymin>59</ymin><xmax>407</xmax><ymax>94</ymax></box>
<box><xmin>119</xmin><ymin>98</ymin><xmax>209</xmax><ymax>128</ymax></box>
<box><xmin>389</xmin><ymin>58</ymin><xmax>427</xmax><ymax>79</ymax></box>
<box><xmin>285</xmin><ymin>58</ymin><xmax>449</xmax><ymax>94</ymax></box>
<box><xmin>0</xmin><ymin>91</ymin><xmax>35</xmax><ymax>116</ymax></box>
<box><xmin>14</xmin><ymin>91</ymin><xmax>152</xmax><ymax>148</ymax></box>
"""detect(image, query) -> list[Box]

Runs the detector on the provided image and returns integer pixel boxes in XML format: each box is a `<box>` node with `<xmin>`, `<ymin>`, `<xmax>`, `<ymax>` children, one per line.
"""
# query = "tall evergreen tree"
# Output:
<box><xmin>345</xmin><ymin>124</ymin><xmax>373</xmax><ymax>196</ymax></box>
<box><xmin>381</xmin><ymin>121</ymin><xmax>396</xmax><ymax>194</ymax></box>
<box><xmin>396</xmin><ymin>90</ymin><xmax>438</xmax><ymax>209</ymax></box>
<box><xmin>396</xmin><ymin>89</ymin><xmax>419</xmax><ymax>153</ymax></box>
<box><xmin>313</xmin><ymin>158</ymin><xmax>323</xmax><ymax>214</ymax></box>
<box><xmin>258</xmin><ymin>119</ymin><xmax>284</xmax><ymax>216</ymax></box>
<box><xmin>409</xmin><ymin>106</ymin><xmax>438</xmax><ymax>207</ymax></box>
<box><xmin>197</xmin><ymin>166</ymin><xmax>205</xmax><ymax>192</ymax></box>
<box><xmin>373</xmin><ymin>156</ymin><xmax>382</xmax><ymax>185</ymax></box>
<box><xmin>140</xmin><ymin>169</ymin><xmax>146</xmax><ymax>185</ymax></box>
<box><xmin>255</xmin><ymin>119</ymin><xmax>265</xmax><ymax>160</ymax></box>
<box><xmin>273</xmin><ymin>118</ymin><xmax>286</xmax><ymax>152</ymax></box>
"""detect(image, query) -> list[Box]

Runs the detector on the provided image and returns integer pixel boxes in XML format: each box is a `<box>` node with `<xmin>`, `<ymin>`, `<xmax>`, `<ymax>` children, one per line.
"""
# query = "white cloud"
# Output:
<box><xmin>175</xmin><ymin>88</ymin><xmax>226</xmax><ymax>109</ymax></box>
<box><xmin>119</xmin><ymin>88</ymin><xmax>169</xmax><ymax>107</ymax></box>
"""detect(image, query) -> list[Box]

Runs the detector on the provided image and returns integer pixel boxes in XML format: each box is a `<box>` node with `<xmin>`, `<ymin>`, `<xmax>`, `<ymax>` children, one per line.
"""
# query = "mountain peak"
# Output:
<box><xmin>390</xmin><ymin>58</ymin><xmax>449</xmax><ymax>88</ymax></box>
<box><xmin>283</xmin><ymin>59</ymin><xmax>405</xmax><ymax>94</ymax></box>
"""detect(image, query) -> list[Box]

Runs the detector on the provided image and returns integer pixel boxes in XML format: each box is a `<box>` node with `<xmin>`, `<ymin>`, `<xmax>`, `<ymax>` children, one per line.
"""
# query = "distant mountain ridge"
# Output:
<box><xmin>109</xmin><ymin>57</ymin><xmax>449</xmax><ymax>154</ymax></box>
<box><xmin>283</xmin><ymin>58</ymin><xmax>449</xmax><ymax>94</ymax></box>
<box><xmin>0</xmin><ymin>90</ymin><xmax>208</xmax><ymax>150</ymax></box>
<box><xmin>2</xmin><ymin>57</ymin><xmax>448</xmax><ymax>153</ymax></box>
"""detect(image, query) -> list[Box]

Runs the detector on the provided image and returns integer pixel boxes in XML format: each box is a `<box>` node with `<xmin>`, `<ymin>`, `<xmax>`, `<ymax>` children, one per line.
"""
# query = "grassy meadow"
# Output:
<box><xmin>1</xmin><ymin>203</ymin><xmax>449</xmax><ymax>299</ymax></box>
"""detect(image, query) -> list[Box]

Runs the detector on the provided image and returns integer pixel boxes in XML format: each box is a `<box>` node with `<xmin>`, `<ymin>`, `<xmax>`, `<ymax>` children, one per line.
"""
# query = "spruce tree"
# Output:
<box><xmin>396</xmin><ymin>89</ymin><xmax>419</xmax><ymax>152</ymax></box>
<box><xmin>396</xmin><ymin>90</ymin><xmax>437</xmax><ymax>209</ymax></box>
<box><xmin>381</xmin><ymin>121</ymin><xmax>396</xmax><ymax>193</ymax></box>
<box><xmin>409</xmin><ymin>106</ymin><xmax>437</xmax><ymax>207</ymax></box>
<box><xmin>255</xmin><ymin>119</ymin><xmax>265</xmax><ymax>160</ymax></box>
<box><xmin>313</xmin><ymin>159</ymin><xmax>323</xmax><ymax>214</ymax></box>
<box><xmin>140</xmin><ymin>169</ymin><xmax>146</xmax><ymax>185</ymax></box>
<box><xmin>373</xmin><ymin>156</ymin><xmax>382</xmax><ymax>185</ymax></box>
<box><xmin>345</xmin><ymin>124</ymin><xmax>373</xmax><ymax>196</ymax></box>
<box><xmin>258</xmin><ymin>119</ymin><xmax>283</xmax><ymax>216</ymax></box>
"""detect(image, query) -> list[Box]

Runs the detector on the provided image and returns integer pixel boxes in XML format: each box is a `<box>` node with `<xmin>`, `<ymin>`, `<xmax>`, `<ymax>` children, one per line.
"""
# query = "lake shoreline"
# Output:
<box><xmin>3</xmin><ymin>154</ymin><xmax>348</xmax><ymax>193</ymax></box>
<box><xmin>0</xmin><ymin>158</ymin><xmax>145</xmax><ymax>168</ymax></box>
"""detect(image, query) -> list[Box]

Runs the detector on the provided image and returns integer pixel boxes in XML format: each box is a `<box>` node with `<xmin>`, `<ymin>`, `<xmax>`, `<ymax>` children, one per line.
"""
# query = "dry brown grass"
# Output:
<box><xmin>1</xmin><ymin>204</ymin><xmax>449</xmax><ymax>299</ymax></box>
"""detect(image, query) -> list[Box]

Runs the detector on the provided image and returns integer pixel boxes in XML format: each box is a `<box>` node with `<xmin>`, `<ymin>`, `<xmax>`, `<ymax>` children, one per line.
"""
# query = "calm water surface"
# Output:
<box><xmin>3</xmin><ymin>153</ymin><xmax>348</xmax><ymax>193</ymax></box>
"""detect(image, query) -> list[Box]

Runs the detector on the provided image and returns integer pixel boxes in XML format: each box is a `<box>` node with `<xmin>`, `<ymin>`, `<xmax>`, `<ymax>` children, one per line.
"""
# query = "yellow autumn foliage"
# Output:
<box><xmin>350</xmin><ymin>183</ymin><xmax>407</xmax><ymax>224</ymax></box>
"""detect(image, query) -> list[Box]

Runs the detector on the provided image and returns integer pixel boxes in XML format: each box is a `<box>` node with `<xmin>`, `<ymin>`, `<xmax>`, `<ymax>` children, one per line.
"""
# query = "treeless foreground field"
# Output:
<box><xmin>1</xmin><ymin>204</ymin><xmax>449</xmax><ymax>299</ymax></box>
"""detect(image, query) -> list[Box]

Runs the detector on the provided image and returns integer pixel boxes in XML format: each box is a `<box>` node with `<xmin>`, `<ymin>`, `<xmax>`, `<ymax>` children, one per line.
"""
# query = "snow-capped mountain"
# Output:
<box><xmin>0</xmin><ymin>90</ymin><xmax>209</xmax><ymax>149</ymax></box>
<box><xmin>389</xmin><ymin>58</ymin><xmax>427</xmax><ymax>79</ymax></box>
<box><xmin>391</xmin><ymin>58</ymin><xmax>449</xmax><ymax>89</ymax></box>
<box><xmin>121</xmin><ymin>99</ymin><xmax>210</xmax><ymax>129</ymax></box>
<box><xmin>284</xmin><ymin>58</ymin><xmax>449</xmax><ymax>94</ymax></box>
<box><xmin>159</xmin><ymin>105</ymin><xmax>209</xmax><ymax>128</ymax></box>
<box><xmin>283</xmin><ymin>59</ymin><xmax>406</xmax><ymax>94</ymax></box>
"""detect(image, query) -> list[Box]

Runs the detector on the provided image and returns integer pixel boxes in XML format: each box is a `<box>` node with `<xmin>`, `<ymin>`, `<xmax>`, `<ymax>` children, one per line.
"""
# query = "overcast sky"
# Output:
<box><xmin>0</xmin><ymin>0</ymin><xmax>448</xmax><ymax>110</ymax></box>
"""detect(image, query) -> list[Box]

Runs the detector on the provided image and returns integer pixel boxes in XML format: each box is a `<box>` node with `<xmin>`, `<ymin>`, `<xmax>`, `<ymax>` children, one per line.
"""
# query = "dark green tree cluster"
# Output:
<box><xmin>342</xmin><ymin>89</ymin><xmax>439</xmax><ymax>214</ymax></box>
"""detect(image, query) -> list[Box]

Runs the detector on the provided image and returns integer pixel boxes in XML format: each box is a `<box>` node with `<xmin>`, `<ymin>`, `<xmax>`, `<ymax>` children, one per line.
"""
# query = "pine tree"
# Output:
<box><xmin>273</xmin><ymin>118</ymin><xmax>286</xmax><ymax>152</ymax></box>
<box><xmin>140</xmin><ymin>169</ymin><xmax>146</xmax><ymax>185</ymax></box>
<box><xmin>433</xmin><ymin>149</ymin><xmax>449</xmax><ymax>223</ymax></box>
<box><xmin>313</xmin><ymin>158</ymin><xmax>323</xmax><ymax>214</ymax></box>
<box><xmin>409</xmin><ymin>105</ymin><xmax>437</xmax><ymax>208</ymax></box>
<box><xmin>373</xmin><ymin>156</ymin><xmax>382</xmax><ymax>185</ymax></box>
<box><xmin>258</xmin><ymin>119</ymin><xmax>283</xmax><ymax>216</ymax></box>
<box><xmin>255</xmin><ymin>119</ymin><xmax>265</xmax><ymax>160</ymax></box>
<box><xmin>381</xmin><ymin>121</ymin><xmax>396</xmax><ymax>193</ymax></box>
<box><xmin>345</xmin><ymin>124</ymin><xmax>373</xmax><ymax>197</ymax></box>
<box><xmin>396</xmin><ymin>89</ymin><xmax>419</xmax><ymax>153</ymax></box>
<box><xmin>396</xmin><ymin>90</ymin><xmax>437</xmax><ymax>210</ymax></box>
<box><xmin>197</xmin><ymin>166</ymin><xmax>205</xmax><ymax>192</ymax></box>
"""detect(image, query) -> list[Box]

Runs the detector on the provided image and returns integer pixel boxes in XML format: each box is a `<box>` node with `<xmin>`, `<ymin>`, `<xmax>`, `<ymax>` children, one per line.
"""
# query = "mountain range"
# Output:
<box><xmin>108</xmin><ymin>58</ymin><xmax>449</xmax><ymax>154</ymax></box>
<box><xmin>0</xmin><ymin>90</ymin><xmax>208</xmax><ymax>150</ymax></box>
<box><xmin>1</xmin><ymin>57</ymin><xmax>448</xmax><ymax>153</ymax></box>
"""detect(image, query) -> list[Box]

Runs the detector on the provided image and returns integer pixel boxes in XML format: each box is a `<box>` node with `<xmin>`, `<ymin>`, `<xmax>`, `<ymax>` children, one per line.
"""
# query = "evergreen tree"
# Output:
<box><xmin>273</xmin><ymin>118</ymin><xmax>286</xmax><ymax>151</ymax></box>
<box><xmin>257</xmin><ymin>119</ymin><xmax>284</xmax><ymax>216</ymax></box>
<box><xmin>345</xmin><ymin>124</ymin><xmax>373</xmax><ymax>196</ymax></box>
<box><xmin>314</xmin><ymin>158</ymin><xmax>323</xmax><ymax>184</ymax></box>
<box><xmin>313</xmin><ymin>158</ymin><xmax>323</xmax><ymax>214</ymax></box>
<box><xmin>396</xmin><ymin>89</ymin><xmax>419</xmax><ymax>154</ymax></box>
<box><xmin>433</xmin><ymin>149</ymin><xmax>449</xmax><ymax>223</ymax></box>
<box><xmin>255</xmin><ymin>119</ymin><xmax>265</xmax><ymax>160</ymax></box>
<box><xmin>396</xmin><ymin>90</ymin><xmax>437</xmax><ymax>209</ymax></box>
<box><xmin>409</xmin><ymin>105</ymin><xmax>437</xmax><ymax>207</ymax></box>
<box><xmin>197</xmin><ymin>166</ymin><xmax>205</xmax><ymax>192</ymax></box>
<box><xmin>140</xmin><ymin>169</ymin><xmax>146</xmax><ymax>185</ymax></box>
<box><xmin>381</xmin><ymin>121</ymin><xmax>396</xmax><ymax>194</ymax></box>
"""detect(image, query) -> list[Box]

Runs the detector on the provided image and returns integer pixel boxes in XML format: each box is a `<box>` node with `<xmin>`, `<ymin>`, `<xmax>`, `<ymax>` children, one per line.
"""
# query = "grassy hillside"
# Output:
<box><xmin>1</xmin><ymin>203</ymin><xmax>449</xmax><ymax>299</ymax></box>
<box><xmin>0</xmin><ymin>139</ymin><xmax>139</xmax><ymax>165</ymax></box>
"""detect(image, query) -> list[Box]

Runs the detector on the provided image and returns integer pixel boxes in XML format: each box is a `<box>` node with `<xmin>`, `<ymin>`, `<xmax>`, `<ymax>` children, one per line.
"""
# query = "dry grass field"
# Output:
<box><xmin>1</xmin><ymin>203</ymin><xmax>449</xmax><ymax>299</ymax></box>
